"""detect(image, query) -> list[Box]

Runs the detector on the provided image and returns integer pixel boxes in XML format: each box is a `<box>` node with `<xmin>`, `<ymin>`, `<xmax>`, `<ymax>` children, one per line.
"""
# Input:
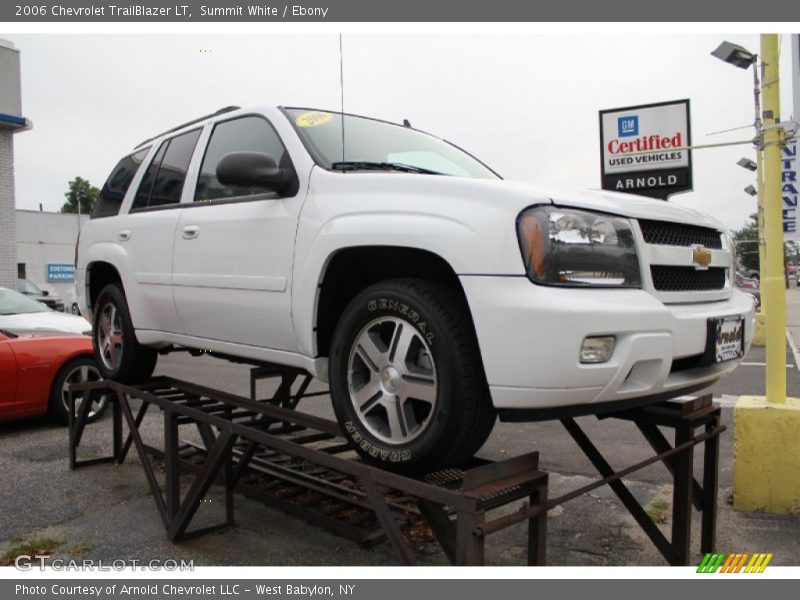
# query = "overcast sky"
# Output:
<box><xmin>4</xmin><ymin>33</ymin><xmax>797</xmax><ymax>230</ymax></box>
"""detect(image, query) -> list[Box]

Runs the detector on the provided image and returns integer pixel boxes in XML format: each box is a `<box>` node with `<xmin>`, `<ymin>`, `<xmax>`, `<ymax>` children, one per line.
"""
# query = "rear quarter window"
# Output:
<box><xmin>91</xmin><ymin>147</ymin><xmax>150</xmax><ymax>219</ymax></box>
<box><xmin>131</xmin><ymin>128</ymin><xmax>202</xmax><ymax>211</ymax></box>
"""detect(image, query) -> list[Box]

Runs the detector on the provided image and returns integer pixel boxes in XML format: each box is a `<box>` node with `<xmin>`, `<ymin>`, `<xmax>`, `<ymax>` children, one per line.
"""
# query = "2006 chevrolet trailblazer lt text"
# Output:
<box><xmin>75</xmin><ymin>106</ymin><xmax>754</xmax><ymax>470</ymax></box>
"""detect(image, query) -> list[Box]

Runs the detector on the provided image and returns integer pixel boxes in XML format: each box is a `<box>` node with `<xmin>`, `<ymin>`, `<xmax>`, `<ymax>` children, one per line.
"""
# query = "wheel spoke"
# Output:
<box><xmin>385</xmin><ymin>396</ymin><xmax>409</xmax><ymax>440</ymax></box>
<box><xmin>400</xmin><ymin>375</ymin><xmax>437</xmax><ymax>405</ymax></box>
<box><xmin>99</xmin><ymin>313</ymin><xmax>111</xmax><ymax>338</ymax></box>
<box><xmin>352</xmin><ymin>379</ymin><xmax>383</xmax><ymax>411</ymax></box>
<box><xmin>356</xmin><ymin>334</ymin><xmax>385</xmax><ymax>372</ymax></box>
<box><xmin>389</xmin><ymin>324</ymin><xmax>416</xmax><ymax>370</ymax></box>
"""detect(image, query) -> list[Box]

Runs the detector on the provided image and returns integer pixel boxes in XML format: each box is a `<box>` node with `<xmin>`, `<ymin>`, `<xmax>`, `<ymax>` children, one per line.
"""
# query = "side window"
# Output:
<box><xmin>92</xmin><ymin>147</ymin><xmax>149</xmax><ymax>218</ymax></box>
<box><xmin>130</xmin><ymin>128</ymin><xmax>201</xmax><ymax>211</ymax></box>
<box><xmin>195</xmin><ymin>116</ymin><xmax>292</xmax><ymax>202</ymax></box>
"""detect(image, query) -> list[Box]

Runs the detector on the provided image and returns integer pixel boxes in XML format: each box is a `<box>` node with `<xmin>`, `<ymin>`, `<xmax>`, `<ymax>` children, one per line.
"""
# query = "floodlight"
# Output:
<box><xmin>711</xmin><ymin>41</ymin><xmax>757</xmax><ymax>69</ymax></box>
<box><xmin>737</xmin><ymin>157</ymin><xmax>758</xmax><ymax>171</ymax></box>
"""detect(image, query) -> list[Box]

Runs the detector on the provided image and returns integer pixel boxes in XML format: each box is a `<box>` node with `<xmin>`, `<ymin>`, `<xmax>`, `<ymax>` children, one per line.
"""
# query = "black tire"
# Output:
<box><xmin>48</xmin><ymin>355</ymin><xmax>108</xmax><ymax>425</ymax></box>
<box><xmin>329</xmin><ymin>278</ymin><xmax>495</xmax><ymax>473</ymax></box>
<box><xmin>92</xmin><ymin>283</ymin><xmax>157</xmax><ymax>384</ymax></box>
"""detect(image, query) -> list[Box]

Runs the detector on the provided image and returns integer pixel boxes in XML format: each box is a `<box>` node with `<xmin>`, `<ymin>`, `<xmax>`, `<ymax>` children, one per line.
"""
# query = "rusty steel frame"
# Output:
<box><xmin>68</xmin><ymin>372</ymin><xmax>722</xmax><ymax>566</ymax></box>
<box><xmin>68</xmin><ymin>374</ymin><xmax>548</xmax><ymax>565</ymax></box>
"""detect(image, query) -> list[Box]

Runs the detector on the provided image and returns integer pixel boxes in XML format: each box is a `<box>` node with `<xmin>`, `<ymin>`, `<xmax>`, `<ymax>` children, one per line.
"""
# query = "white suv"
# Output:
<box><xmin>76</xmin><ymin>106</ymin><xmax>754</xmax><ymax>471</ymax></box>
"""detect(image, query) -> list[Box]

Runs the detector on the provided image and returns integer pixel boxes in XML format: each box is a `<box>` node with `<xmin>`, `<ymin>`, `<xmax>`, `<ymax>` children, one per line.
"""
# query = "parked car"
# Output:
<box><xmin>734</xmin><ymin>272</ymin><xmax>760</xmax><ymax>310</ymax></box>
<box><xmin>0</xmin><ymin>328</ymin><xmax>107</xmax><ymax>424</ymax></box>
<box><xmin>76</xmin><ymin>106</ymin><xmax>754</xmax><ymax>471</ymax></box>
<box><xmin>17</xmin><ymin>278</ymin><xmax>65</xmax><ymax>312</ymax></box>
<box><xmin>0</xmin><ymin>288</ymin><xmax>92</xmax><ymax>335</ymax></box>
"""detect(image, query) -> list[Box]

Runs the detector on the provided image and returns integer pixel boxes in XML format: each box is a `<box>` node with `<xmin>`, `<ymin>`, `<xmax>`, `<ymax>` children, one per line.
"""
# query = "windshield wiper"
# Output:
<box><xmin>0</xmin><ymin>328</ymin><xmax>18</xmax><ymax>338</ymax></box>
<box><xmin>331</xmin><ymin>161</ymin><xmax>445</xmax><ymax>175</ymax></box>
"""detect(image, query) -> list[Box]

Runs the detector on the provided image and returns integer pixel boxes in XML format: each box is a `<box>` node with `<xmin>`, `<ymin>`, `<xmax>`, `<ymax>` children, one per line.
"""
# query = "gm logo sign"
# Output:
<box><xmin>618</xmin><ymin>115</ymin><xmax>638</xmax><ymax>137</ymax></box>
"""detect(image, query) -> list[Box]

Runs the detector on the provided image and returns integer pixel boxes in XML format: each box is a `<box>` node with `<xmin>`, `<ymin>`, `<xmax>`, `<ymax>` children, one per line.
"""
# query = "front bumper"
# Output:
<box><xmin>460</xmin><ymin>276</ymin><xmax>755</xmax><ymax>413</ymax></box>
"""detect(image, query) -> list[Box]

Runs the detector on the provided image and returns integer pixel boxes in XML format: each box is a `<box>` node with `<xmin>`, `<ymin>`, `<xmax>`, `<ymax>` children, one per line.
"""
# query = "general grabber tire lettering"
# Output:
<box><xmin>329</xmin><ymin>278</ymin><xmax>496</xmax><ymax>473</ymax></box>
<box><xmin>92</xmin><ymin>283</ymin><xmax>157</xmax><ymax>384</ymax></box>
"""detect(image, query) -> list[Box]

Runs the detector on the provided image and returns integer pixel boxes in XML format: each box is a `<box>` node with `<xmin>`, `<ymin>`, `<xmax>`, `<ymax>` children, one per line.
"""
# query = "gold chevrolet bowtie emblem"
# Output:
<box><xmin>692</xmin><ymin>245</ymin><xmax>712</xmax><ymax>269</ymax></box>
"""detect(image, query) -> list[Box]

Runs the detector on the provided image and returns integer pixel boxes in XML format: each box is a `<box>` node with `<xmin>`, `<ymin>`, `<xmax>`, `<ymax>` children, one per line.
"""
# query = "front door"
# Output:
<box><xmin>171</xmin><ymin>115</ymin><xmax>302</xmax><ymax>351</ymax></box>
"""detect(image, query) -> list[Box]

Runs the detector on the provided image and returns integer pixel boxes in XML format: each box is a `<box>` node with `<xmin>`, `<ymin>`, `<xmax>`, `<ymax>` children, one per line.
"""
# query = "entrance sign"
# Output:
<box><xmin>599</xmin><ymin>99</ymin><xmax>692</xmax><ymax>199</ymax></box>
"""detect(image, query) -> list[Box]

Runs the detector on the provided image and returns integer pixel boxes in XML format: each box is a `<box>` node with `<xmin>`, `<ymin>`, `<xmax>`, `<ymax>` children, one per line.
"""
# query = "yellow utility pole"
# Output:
<box><xmin>733</xmin><ymin>34</ymin><xmax>798</xmax><ymax>515</ymax></box>
<box><xmin>756</xmin><ymin>147</ymin><xmax>766</xmax><ymax>283</ymax></box>
<box><xmin>760</xmin><ymin>33</ymin><xmax>787</xmax><ymax>403</ymax></box>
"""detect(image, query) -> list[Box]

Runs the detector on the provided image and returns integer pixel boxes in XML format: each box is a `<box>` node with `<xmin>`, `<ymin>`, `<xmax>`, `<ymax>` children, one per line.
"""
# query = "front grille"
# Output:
<box><xmin>639</xmin><ymin>220</ymin><xmax>722</xmax><ymax>249</ymax></box>
<box><xmin>651</xmin><ymin>266</ymin><xmax>726</xmax><ymax>292</ymax></box>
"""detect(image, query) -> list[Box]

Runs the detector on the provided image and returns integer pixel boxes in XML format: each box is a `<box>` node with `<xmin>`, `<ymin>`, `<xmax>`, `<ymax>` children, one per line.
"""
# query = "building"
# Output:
<box><xmin>16</xmin><ymin>209</ymin><xmax>87</xmax><ymax>310</ymax></box>
<box><xmin>0</xmin><ymin>38</ymin><xmax>31</xmax><ymax>290</ymax></box>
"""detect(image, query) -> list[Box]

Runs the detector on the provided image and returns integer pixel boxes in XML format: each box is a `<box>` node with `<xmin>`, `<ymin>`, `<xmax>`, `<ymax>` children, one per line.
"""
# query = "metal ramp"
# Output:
<box><xmin>68</xmin><ymin>369</ymin><xmax>723</xmax><ymax>566</ymax></box>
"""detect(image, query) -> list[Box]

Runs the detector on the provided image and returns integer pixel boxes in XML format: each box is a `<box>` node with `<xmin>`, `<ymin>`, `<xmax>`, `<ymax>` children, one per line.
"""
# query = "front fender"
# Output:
<box><xmin>291</xmin><ymin>211</ymin><xmax>508</xmax><ymax>358</ymax></box>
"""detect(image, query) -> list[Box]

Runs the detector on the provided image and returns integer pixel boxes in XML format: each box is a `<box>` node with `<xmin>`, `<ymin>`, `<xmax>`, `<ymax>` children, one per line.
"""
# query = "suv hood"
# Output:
<box><xmin>491</xmin><ymin>179</ymin><xmax>727</xmax><ymax>231</ymax></box>
<box><xmin>317</xmin><ymin>170</ymin><xmax>727</xmax><ymax>232</ymax></box>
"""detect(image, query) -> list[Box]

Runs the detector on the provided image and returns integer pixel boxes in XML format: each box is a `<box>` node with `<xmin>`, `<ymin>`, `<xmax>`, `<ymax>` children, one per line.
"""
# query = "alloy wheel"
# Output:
<box><xmin>346</xmin><ymin>317</ymin><xmax>438</xmax><ymax>445</ymax></box>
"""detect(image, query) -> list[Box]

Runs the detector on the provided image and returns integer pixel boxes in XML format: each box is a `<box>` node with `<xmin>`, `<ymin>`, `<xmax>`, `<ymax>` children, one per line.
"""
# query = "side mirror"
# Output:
<box><xmin>216</xmin><ymin>152</ymin><xmax>293</xmax><ymax>193</ymax></box>
<box><xmin>41</xmin><ymin>291</ymin><xmax>49</xmax><ymax>296</ymax></box>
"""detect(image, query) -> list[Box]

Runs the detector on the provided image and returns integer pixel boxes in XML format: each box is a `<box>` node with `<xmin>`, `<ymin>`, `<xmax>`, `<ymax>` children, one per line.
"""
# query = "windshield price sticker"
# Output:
<box><xmin>714</xmin><ymin>316</ymin><xmax>744</xmax><ymax>363</ymax></box>
<box><xmin>296</xmin><ymin>111</ymin><xmax>333</xmax><ymax>127</ymax></box>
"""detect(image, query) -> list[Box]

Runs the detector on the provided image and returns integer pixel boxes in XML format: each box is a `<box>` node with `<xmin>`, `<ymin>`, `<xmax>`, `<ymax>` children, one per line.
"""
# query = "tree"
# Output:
<box><xmin>61</xmin><ymin>177</ymin><xmax>100</xmax><ymax>214</ymax></box>
<box><xmin>732</xmin><ymin>213</ymin><xmax>760</xmax><ymax>273</ymax></box>
<box><xmin>732</xmin><ymin>213</ymin><xmax>798</xmax><ymax>275</ymax></box>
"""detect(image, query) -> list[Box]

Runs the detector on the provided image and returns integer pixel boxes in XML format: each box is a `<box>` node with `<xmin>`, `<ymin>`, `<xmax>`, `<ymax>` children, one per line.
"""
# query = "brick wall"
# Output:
<box><xmin>0</xmin><ymin>130</ymin><xmax>17</xmax><ymax>289</ymax></box>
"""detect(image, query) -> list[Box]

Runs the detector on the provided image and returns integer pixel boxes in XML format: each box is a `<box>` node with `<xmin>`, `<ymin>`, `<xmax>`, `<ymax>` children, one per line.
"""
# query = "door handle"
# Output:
<box><xmin>117</xmin><ymin>229</ymin><xmax>131</xmax><ymax>242</ymax></box>
<box><xmin>182</xmin><ymin>225</ymin><xmax>200</xmax><ymax>240</ymax></box>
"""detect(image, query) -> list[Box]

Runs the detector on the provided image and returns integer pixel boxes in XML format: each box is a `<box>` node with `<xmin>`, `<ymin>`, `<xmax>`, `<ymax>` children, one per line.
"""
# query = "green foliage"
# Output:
<box><xmin>732</xmin><ymin>213</ymin><xmax>799</xmax><ymax>274</ymax></box>
<box><xmin>61</xmin><ymin>177</ymin><xmax>100</xmax><ymax>214</ymax></box>
<box><xmin>732</xmin><ymin>213</ymin><xmax>760</xmax><ymax>272</ymax></box>
<box><xmin>1</xmin><ymin>537</ymin><xmax>63</xmax><ymax>566</ymax></box>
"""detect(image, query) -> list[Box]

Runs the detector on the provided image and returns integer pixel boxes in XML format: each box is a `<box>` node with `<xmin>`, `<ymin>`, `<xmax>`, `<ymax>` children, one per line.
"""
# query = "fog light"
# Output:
<box><xmin>580</xmin><ymin>336</ymin><xmax>615</xmax><ymax>363</ymax></box>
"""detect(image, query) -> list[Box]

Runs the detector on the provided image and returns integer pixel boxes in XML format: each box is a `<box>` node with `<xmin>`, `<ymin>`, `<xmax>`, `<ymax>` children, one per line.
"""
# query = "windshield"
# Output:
<box><xmin>285</xmin><ymin>108</ymin><xmax>499</xmax><ymax>179</ymax></box>
<box><xmin>17</xmin><ymin>279</ymin><xmax>43</xmax><ymax>295</ymax></box>
<box><xmin>0</xmin><ymin>288</ymin><xmax>51</xmax><ymax>315</ymax></box>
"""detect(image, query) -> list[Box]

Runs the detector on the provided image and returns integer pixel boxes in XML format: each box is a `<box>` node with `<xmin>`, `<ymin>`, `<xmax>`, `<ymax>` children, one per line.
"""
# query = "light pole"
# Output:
<box><xmin>712</xmin><ymin>36</ymin><xmax>797</xmax><ymax>517</ymax></box>
<box><xmin>712</xmin><ymin>37</ymin><xmax>786</xmax><ymax>403</ymax></box>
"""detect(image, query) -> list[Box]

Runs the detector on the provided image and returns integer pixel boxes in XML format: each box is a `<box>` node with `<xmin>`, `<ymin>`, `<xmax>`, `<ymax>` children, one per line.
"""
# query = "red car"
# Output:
<box><xmin>0</xmin><ymin>329</ymin><xmax>107</xmax><ymax>424</ymax></box>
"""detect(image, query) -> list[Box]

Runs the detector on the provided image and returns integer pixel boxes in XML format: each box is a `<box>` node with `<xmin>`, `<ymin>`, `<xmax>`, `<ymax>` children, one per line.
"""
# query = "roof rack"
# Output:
<box><xmin>134</xmin><ymin>105</ymin><xmax>241</xmax><ymax>149</ymax></box>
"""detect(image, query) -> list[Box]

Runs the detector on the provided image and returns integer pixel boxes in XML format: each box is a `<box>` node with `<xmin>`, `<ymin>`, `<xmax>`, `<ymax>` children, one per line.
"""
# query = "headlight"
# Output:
<box><xmin>517</xmin><ymin>206</ymin><xmax>641</xmax><ymax>287</ymax></box>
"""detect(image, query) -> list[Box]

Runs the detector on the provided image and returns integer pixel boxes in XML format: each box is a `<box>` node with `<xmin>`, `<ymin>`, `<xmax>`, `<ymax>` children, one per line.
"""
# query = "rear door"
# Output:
<box><xmin>119</xmin><ymin>128</ymin><xmax>202</xmax><ymax>334</ymax></box>
<box><xmin>171</xmin><ymin>114</ymin><xmax>302</xmax><ymax>351</ymax></box>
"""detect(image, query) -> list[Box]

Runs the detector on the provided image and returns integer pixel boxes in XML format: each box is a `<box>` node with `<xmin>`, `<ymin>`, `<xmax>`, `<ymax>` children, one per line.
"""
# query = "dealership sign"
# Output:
<box><xmin>599</xmin><ymin>99</ymin><xmax>692</xmax><ymax>199</ymax></box>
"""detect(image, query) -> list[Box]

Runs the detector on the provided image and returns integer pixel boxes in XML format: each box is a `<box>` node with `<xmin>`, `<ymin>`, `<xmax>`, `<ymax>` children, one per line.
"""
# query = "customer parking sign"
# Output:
<box><xmin>47</xmin><ymin>264</ymin><xmax>75</xmax><ymax>282</ymax></box>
